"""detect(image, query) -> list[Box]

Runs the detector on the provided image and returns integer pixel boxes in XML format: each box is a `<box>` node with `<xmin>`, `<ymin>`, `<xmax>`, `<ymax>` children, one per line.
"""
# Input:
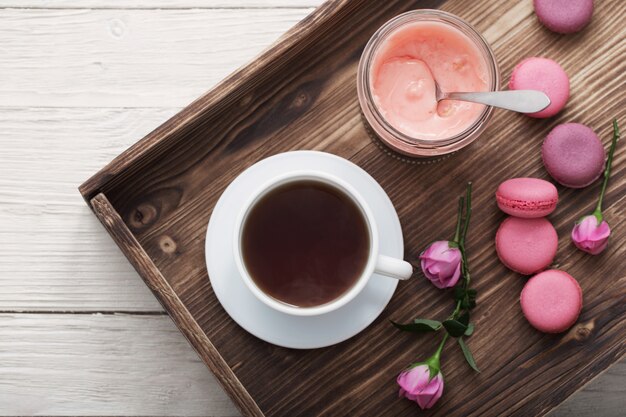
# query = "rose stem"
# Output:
<box><xmin>594</xmin><ymin>119</ymin><xmax>620</xmax><ymax>221</ymax></box>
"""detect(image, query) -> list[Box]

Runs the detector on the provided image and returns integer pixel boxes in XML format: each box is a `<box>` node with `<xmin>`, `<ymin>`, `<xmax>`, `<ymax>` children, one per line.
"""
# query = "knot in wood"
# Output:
<box><xmin>159</xmin><ymin>235</ymin><xmax>177</xmax><ymax>254</ymax></box>
<box><xmin>573</xmin><ymin>321</ymin><xmax>594</xmax><ymax>342</ymax></box>
<box><xmin>109</xmin><ymin>18</ymin><xmax>126</xmax><ymax>39</ymax></box>
<box><xmin>291</xmin><ymin>92</ymin><xmax>309</xmax><ymax>109</ymax></box>
<box><xmin>128</xmin><ymin>203</ymin><xmax>158</xmax><ymax>230</ymax></box>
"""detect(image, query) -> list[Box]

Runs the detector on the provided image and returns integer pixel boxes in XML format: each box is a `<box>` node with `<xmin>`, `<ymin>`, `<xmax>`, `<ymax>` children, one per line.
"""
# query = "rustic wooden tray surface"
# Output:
<box><xmin>79</xmin><ymin>0</ymin><xmax>626</xmax><ymax>415</ymax></box>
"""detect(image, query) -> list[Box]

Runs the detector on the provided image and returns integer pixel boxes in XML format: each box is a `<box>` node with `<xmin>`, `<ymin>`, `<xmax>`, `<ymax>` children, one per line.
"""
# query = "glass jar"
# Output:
<box><xmin>357</xmin><ymin>10</ymin><xmax>500</xmax><ymax>158</ymax></box>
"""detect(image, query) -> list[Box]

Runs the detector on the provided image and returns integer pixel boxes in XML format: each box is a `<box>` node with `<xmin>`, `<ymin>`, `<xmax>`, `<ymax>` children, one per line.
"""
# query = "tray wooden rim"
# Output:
<box><xmin>90</xmin><ymin>193</ymin><xmax>263</xmax><ymax>417</ymax></box>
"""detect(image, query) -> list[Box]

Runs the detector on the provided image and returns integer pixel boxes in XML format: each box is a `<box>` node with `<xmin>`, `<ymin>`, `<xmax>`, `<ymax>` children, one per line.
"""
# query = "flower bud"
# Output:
<box><xmin>397</xmin><ymin>364</ymin><xmax>444</xmax><ymax>409</ymax></box>
<box><xmin>419</xmin><ymin>241</ymin><xmax>462</xmax><ymax>288</ymax></box>
<box><xmin>572</xmin><ymin>215</ymin><xmax>610</xmax><ymax>255</ymax></box>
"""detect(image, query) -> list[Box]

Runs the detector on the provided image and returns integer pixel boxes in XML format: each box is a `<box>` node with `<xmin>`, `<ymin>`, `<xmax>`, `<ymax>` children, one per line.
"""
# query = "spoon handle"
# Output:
<box><xmin>443</xmin><ymin>90</ymin><xmax>551</xmax><ymax>113</ymax></box>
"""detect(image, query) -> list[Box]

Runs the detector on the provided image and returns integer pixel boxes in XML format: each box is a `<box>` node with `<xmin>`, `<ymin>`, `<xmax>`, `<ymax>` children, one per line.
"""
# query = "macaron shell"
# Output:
<box><xmin>509</xmin><ymin>57</ymin><xmax>569</xmax><ymax>118</ymax></box>
<box><xmin>533</xmin><ymin>0</ymin><xmax>594</xmax><ymax>34</ymax></box>
<box><xmin>521</xmin><ymin>270</ymin><xmax>583</xmax><ymax>333</ymax></box>
<box><xmin>495</xmin><ymin>217</ymin><xmax>558</xmax><ymax>275</ymax></box>
<box><xmin>542</xmin><ymin>123</ymin><xmax>606</xmax><ymax>188</ymax></box>
<box><xmin>496</xmin><ymin>177</ymin><xmax>558</xmax><ymax>218</ymax></box>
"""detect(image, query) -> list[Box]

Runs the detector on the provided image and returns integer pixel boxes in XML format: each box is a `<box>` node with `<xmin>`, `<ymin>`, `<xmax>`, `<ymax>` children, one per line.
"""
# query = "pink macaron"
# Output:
<box><xmin>496</xmin><ymin>178</ymin><xmax>558</xmax><ymax>218</ymax></box>
<box><xmin>495</xmin><ymin>217</ymin><xmax>558</xmax><ymax>275</ymax></box>
<box><xmin>533</xmin><ymin>0</ymin><xmax>594</xmax><ymax>34</ymax></box>
<box><xmin>521</xmin><ymin>269</ymin><xmax>583</xmax><ymax>333</ymax></box>
<box><xmin>509</xmin><ymin>57</ymin><xmax>569</xmax><ymax>118</ymax></box>
<box><xmin>542</xmin><ymin>123</ymin><xmax>606</xmax><ymax>188</ymax></box>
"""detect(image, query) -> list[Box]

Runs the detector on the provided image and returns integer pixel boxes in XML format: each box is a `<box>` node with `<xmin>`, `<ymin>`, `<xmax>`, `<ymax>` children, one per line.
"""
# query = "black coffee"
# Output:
<box><xmin>241</xmin><ymin>180</ymin><xmax>370</xmax><ymax>307</ymax></box>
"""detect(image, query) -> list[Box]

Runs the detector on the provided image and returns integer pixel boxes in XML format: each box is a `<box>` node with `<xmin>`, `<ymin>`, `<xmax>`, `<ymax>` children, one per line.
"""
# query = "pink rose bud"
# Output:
<box><xmin>420</xmin><ymin>241</ymin><xmax>462</xmax><ymax>289</ymax></box>
<box><xmin>572</xmin><ymin>215</ymin><xmax>611</xmax><ymax>255</ymax></box>
<box><xmin>397</xmin><ymin>364</ymin><xmax>444</xmax><ymax>410</ymax></box>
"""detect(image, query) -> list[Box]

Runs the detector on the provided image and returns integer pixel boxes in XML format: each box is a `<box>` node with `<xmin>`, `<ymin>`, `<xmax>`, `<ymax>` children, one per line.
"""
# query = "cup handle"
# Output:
<box><xmin>374</xmin><ymin>254</ymin><xmax>414</xmax><ymax>280</ymax></box>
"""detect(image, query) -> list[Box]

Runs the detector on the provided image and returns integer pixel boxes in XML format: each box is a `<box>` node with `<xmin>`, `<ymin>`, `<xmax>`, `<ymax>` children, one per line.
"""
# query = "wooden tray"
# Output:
<box><xmin>79</xmin><ymin>0</ymin><xmax>626</xmax><ymax>415</ymax></box>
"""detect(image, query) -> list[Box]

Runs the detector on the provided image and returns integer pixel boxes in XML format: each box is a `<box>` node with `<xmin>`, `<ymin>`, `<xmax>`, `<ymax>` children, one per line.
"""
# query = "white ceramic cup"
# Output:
<box><xmin>233</xmin><ymin>170</ymin><xmax>413</xmax><ymax>316</ymax></box>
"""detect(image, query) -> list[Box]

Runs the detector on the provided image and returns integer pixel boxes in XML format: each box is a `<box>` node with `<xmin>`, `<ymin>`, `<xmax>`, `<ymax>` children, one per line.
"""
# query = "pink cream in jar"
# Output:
<box><xmin>358</xmin><ymin>10</ymin><xmax>499</xmax><ymax>158</ymax></box>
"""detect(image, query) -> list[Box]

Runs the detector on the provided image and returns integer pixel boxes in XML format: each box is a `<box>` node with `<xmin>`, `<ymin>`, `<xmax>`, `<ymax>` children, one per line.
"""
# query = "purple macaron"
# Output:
<box><xmin>542</xmin><ymin>123</ymin><xmax>606</xmax><ymax>188</ymax></box>
<box><xmin>534</xmin><ymin>0</ymin><xmax>594</xmax><ymax>34</ymax></box>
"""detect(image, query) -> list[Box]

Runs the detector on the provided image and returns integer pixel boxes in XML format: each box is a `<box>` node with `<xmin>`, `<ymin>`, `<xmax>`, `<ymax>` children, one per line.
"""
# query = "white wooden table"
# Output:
<box><xmin>0</xmin><ymin>1</ymin><xmax>623</xmax><ymax>415</ymax></box>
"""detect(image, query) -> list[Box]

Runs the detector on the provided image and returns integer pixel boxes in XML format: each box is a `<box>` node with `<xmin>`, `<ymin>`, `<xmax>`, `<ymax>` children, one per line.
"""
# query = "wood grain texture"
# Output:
<box><xmin>0</xmin><ymin>107</ymin><xmax>181</xmax><ymax>311</ymax></box>
<box><xmin>91</xmin><ymin>193</ymin><xmax>263</xmax><ymax>417</ymax></box>
<box><xmin>0</xmin><ymin>8</ymin><xmax>313</xmax><ymax>108</ymax></box>
<box><xmin>0</xmin><ymin>0</ymin><xmax>321</xmax><ymax>8</ymax></box>
<box><xmin>79</xmin><ymin>0</ymin><xmax>626</xmax><ymax>416</ymax></box>
<box><xmin>0</xmin><ymin>0</ymin><xmax>622</xmax><ymax>415</ymax></box>
<box><xmin>0</xmin><ymin>310</ymin><xmax>620</xmax><ymax>417</ymax></box>
<box><xmin>548</xmin><ymin>361</ymin><xmax>626</xmax><ymax>417</ymax></box>
<box><xmin>0</xmin><ymin>313</ymin><xmax>239</xmax><ymax>416</ymax></box>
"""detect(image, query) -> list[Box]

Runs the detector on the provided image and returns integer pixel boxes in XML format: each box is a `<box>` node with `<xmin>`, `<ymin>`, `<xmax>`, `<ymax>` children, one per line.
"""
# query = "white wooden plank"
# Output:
<box><xmin>0</xmin><ymin>0</ymin><xmax>322</xmax><ymax>8</ymax></box>
<box><xmin>0</xmin><ymin>8</ymin><xmax>314</xmax><ymax>108</ymax></box>
<box><xmin>0</xmin><ymin>107</ymin><xmax>183</xmax><ymax>312</ymax></box>
<box><xmin>0</xmin><ymin>313</ymin><xmax>240</xmax><ymax>416</ymax></box>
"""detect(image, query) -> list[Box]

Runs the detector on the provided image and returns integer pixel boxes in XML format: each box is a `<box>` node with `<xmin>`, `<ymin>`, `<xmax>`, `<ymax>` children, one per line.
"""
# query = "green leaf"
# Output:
<box><xmin>453</xmin><ymin>287</ymin><xmax>466</xmax><ymax>301</ymax></box>
<box><xmin>391</xmin><ymin>319</ymin><xmax>441</xmax><ymax>333</ymax></box>
<box><xmin>458</xmin><ymin>337</ymin><xmax>480</xmax><ymax>372</ymax></box>
<box><xmin>464</xmin><ymin>323</ymin><xmax>475</xmax><ymax>336</ymax></box>
<box><xmin>414</xmin><ymin>319</ymin><xmax>442</xmax><ymax>329</ymax></box>
<box><xmin>458</xmin><ymin>311</ymin><xmax>470</xmax><ymax>326</ymax></box>
<box><xmin>442</xmin><ymin>319</ymin><xmax>467</xmax><ymax>337</ymax></box>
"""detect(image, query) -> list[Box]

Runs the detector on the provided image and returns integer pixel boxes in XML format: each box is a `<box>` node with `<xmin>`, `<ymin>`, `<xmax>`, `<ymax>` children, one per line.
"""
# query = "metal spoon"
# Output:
<box><xmin>435</xmin><ymin>82</ymin><xmax>551</xmax><ymax>113</ymax></box>
<box><xmin>424</xmin><ymin>61</ymin><xmax>551</xmax><ymax>113</ymax></box>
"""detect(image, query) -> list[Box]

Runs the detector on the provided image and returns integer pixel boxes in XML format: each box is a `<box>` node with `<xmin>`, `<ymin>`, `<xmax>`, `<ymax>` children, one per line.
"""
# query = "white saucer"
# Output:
<box><xmin>205</xmin><ymin>151</ymin><xmax>404</xmax><ymax>349</ymax></box>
